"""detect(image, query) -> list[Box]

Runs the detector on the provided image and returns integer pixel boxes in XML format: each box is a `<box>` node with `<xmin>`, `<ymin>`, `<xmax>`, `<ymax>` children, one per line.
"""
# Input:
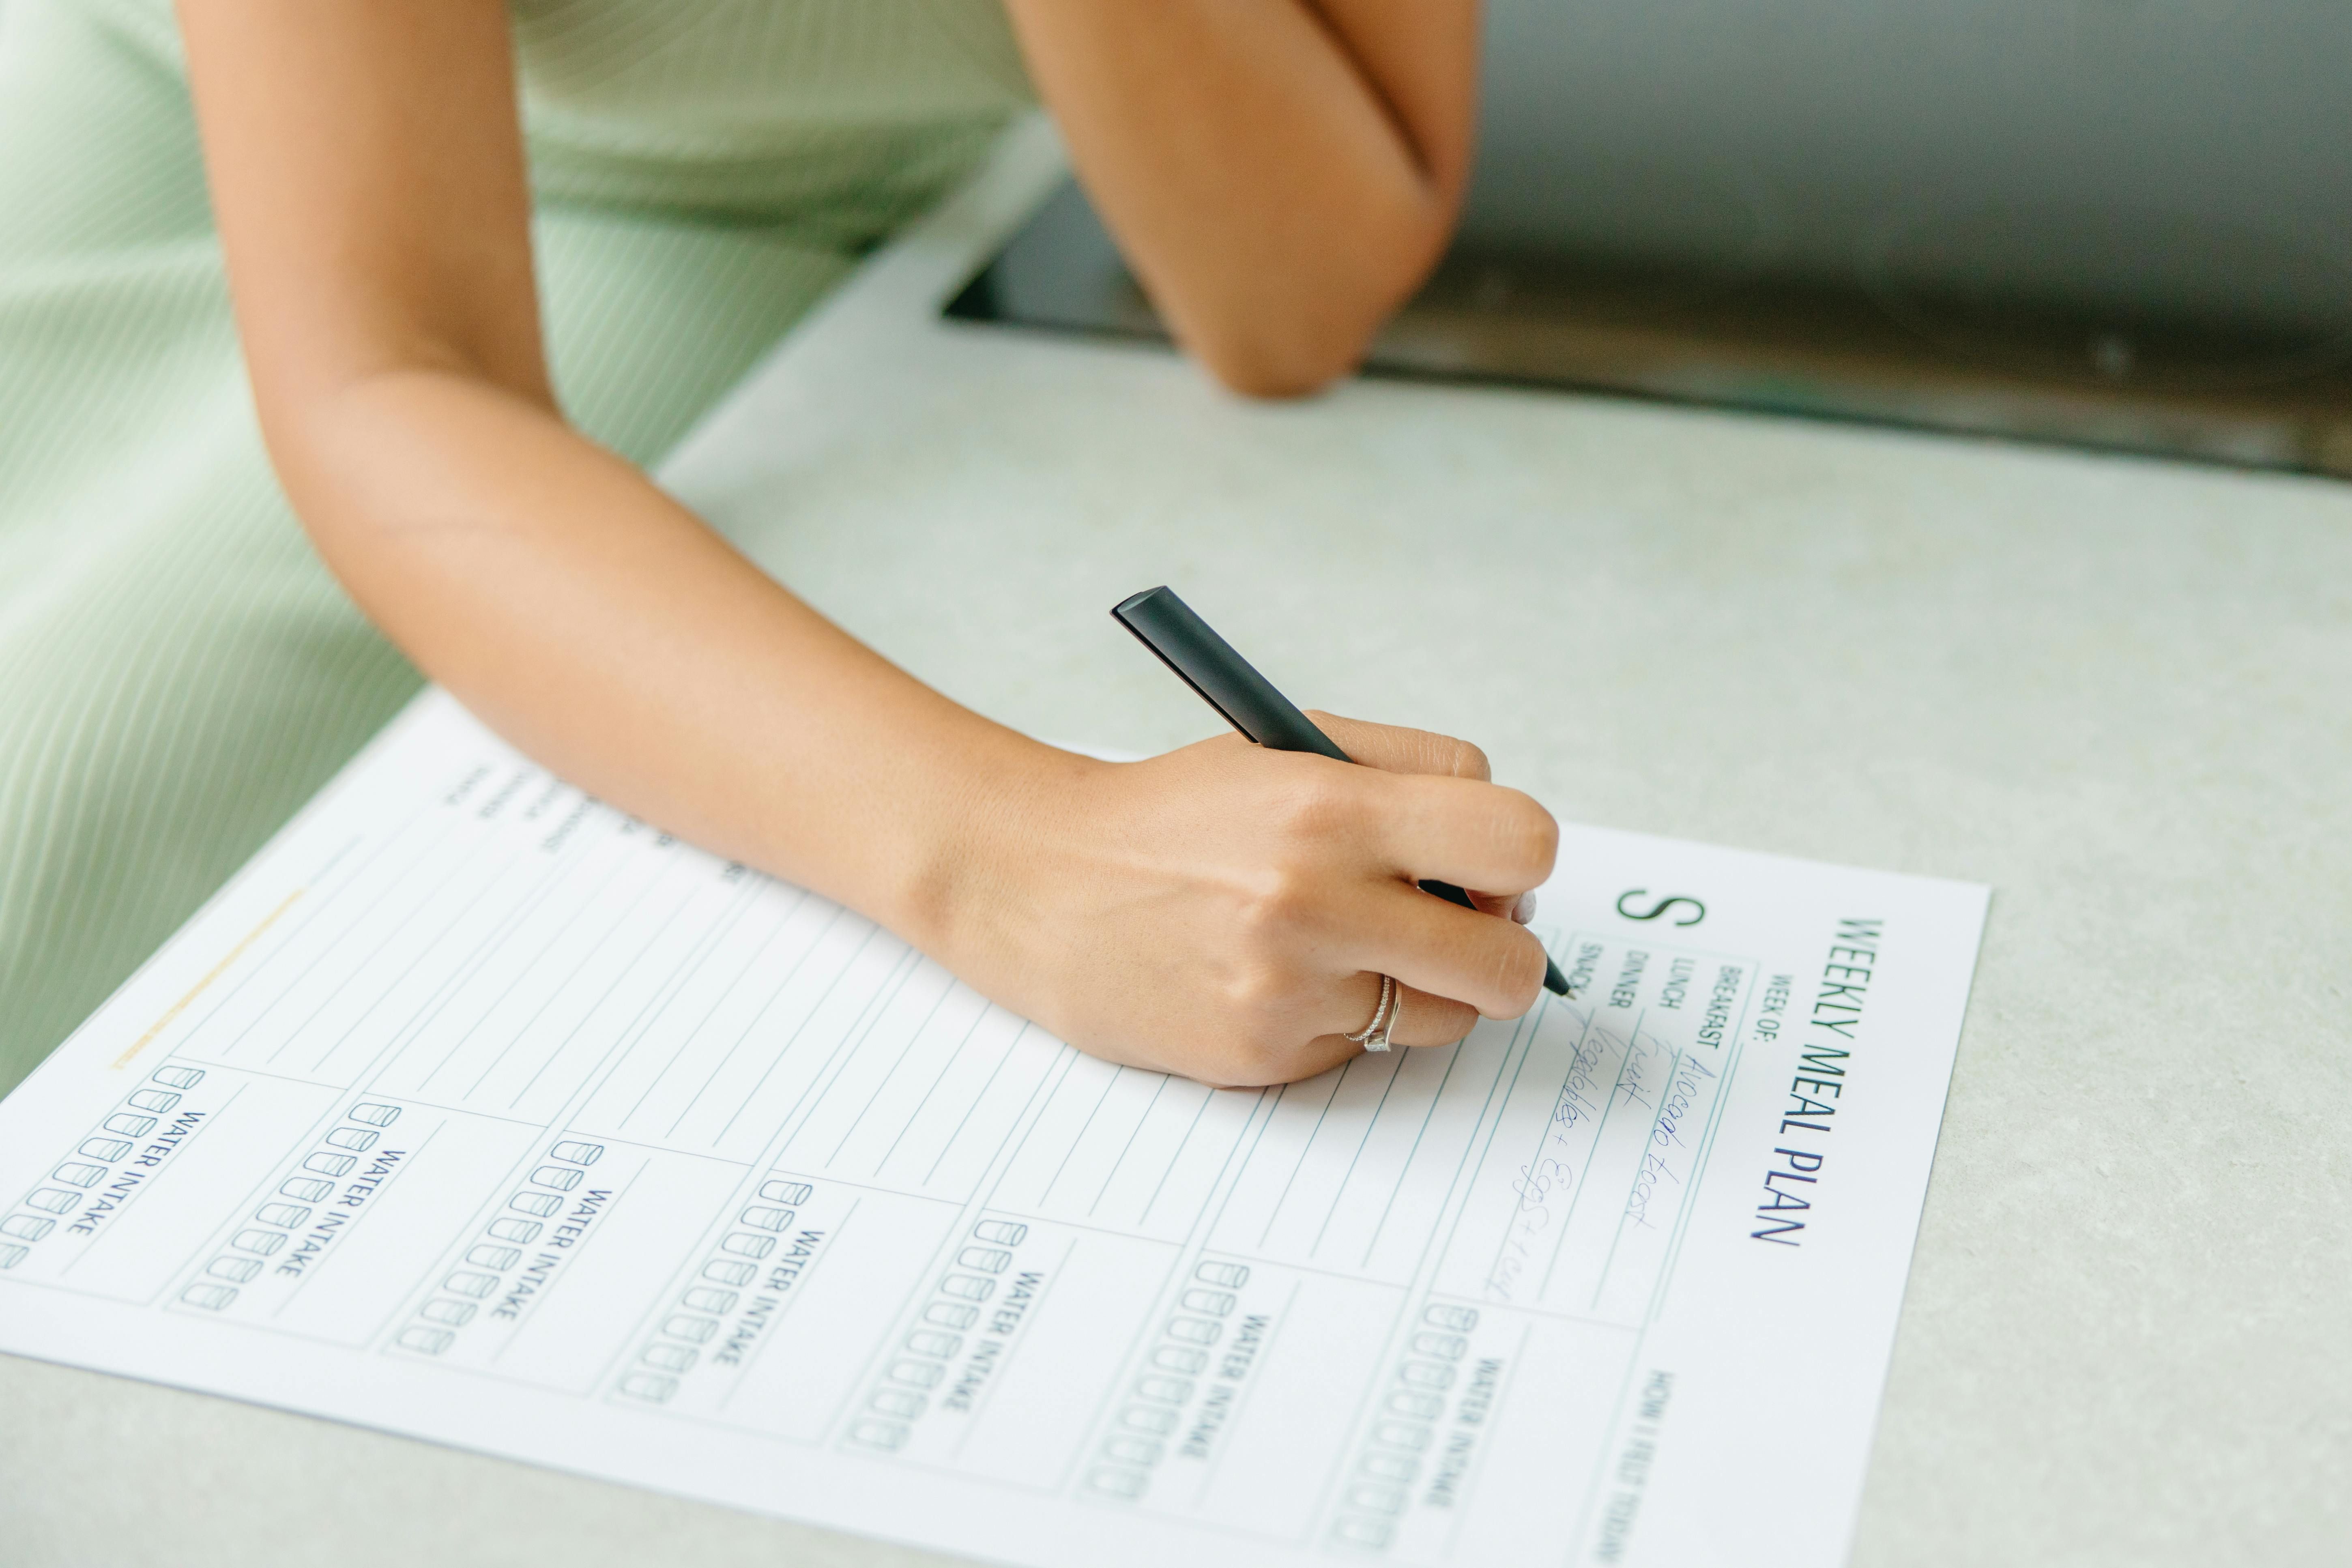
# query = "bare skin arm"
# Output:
<box><xmin>175</xmin><ymin>0</ymin><xmax>1545</xmax><ymax>1089</ymax></box>
<box><xmin>1004</xmin><ymin>0</ymin><xmax>1481</xmax><ymax>394</ymax></box>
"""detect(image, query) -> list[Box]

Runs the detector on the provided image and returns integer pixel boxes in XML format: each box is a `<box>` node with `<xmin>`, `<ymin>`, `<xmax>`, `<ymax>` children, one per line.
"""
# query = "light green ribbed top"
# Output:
<box><xmin>79</xmin><ymin>0</ymin><xmax>1035</xmax><ymax>232</ymax></box>
<box><xmin>0</xmin><ymin>0</ymin><xmax>1035</xmax><ymax>1094</ymax></box>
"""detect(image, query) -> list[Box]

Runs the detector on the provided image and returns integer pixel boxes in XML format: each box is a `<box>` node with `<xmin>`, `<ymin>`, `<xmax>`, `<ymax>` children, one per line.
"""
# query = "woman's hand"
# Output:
<box><xmin>176</xmin><ymin>0</ymin><xmax>1523</xmax><ymax>1093</ymax></box>
<box><xmin>930</xmin><ymin>713</ymin><xmax>1557</xmax><ymax>1087</ymax></box>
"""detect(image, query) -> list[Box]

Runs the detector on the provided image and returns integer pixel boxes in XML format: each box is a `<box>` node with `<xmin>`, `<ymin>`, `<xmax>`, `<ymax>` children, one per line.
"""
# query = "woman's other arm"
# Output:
<box><xmin>1003</xmin><ymin>0</ymin><xmax>1481</xmax><ymax>395</ymax></box>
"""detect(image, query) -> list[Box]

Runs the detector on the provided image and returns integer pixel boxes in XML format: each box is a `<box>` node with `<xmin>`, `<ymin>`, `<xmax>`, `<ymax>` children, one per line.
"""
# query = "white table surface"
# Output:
<box><xmin>5</xmin><ymin>120</ymin><xmax>2347</xmax><ymax>1568</ymax></box>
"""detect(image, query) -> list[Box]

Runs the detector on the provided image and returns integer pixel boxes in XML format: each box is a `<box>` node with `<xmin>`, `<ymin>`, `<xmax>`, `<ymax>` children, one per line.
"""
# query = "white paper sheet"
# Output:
<box><xmin>0</xmin><ymin>692</ymin><xmax>1985</xmax><ymax>1568</ymax></box>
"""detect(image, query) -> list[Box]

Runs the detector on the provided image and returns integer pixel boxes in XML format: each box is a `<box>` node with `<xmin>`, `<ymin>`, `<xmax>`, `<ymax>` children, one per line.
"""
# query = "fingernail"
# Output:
<box><xmin>1512</xmin><ymin>892</ymin><xmax>1538</xmax><ymax>924</ymax></box>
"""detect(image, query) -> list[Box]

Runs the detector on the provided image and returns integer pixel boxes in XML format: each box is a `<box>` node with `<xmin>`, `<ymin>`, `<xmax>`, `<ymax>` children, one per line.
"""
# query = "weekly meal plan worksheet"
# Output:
<box><xmin>0</xmin><ymin>693</ymin><xmax>1986</xmax><ymax>1568</ymax></box>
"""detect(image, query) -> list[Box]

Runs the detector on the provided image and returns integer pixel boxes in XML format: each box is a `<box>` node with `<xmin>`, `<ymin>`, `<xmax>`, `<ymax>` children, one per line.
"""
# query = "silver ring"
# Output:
<box><xmin>1345</xmin><ymin>974</ymin><xmax>1397</xmax><ymax>1052</ymax></box>
<box><xmin>1365</xmin><ymin>986</ymin><xmax>1400</xmax><ymax>1052</ymax></box>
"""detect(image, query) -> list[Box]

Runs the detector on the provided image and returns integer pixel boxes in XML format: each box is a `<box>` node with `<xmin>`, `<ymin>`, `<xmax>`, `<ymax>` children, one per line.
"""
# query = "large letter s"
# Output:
<box><xmin>1615</xmin><ymin>889</ymin><xmax>1705</xmax><ymax>927</ymax></box>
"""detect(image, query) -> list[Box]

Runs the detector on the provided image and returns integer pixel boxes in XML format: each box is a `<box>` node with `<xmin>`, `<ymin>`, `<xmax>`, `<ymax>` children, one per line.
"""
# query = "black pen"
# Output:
<box><xmin>1112</xmin><ymin>585</ymin><xmax>1571</xmax><ymax>998</ymax></box>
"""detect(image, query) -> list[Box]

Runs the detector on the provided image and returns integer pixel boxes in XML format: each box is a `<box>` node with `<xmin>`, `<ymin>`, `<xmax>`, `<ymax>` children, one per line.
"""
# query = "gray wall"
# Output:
<box><xmin>1462</xmin><ymin>0</ymin><xmax>2352</xmax><ymax>329</ymax></box>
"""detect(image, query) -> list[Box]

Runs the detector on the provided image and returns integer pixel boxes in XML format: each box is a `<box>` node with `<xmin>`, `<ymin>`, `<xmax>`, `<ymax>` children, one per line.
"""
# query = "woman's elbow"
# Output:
<box><xmin>1194</xmin><ymin>334</ymin><xmax>1358</xmax><ymax>399</ymax></box>
<box><xmin>1177</xmin><ymin>243</ymin><xmax>1443</xmax><ymax>400</ymax></box>
<box><xmin>1182</xmin><ymin>311</ymin><xmax>1370</xmax><ymax>400</ymax></box>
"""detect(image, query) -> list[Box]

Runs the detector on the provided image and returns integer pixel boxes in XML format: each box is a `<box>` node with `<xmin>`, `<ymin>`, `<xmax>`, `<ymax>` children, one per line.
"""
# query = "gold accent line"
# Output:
<box><xmin>112</xmin><ymin>889</ymin><xmax>305</xmax><ymax>1070</ymax></box>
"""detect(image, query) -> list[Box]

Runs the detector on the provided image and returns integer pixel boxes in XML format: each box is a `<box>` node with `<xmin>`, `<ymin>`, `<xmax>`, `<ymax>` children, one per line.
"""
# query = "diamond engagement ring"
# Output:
<box><xmin>1345</xmin><ymin>974</ymin><xmax>1398</xmax><ymax>1053</ymax></box>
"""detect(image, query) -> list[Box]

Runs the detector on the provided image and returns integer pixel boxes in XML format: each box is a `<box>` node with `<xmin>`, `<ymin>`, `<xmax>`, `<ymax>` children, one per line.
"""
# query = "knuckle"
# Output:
<box><xmin>1448</xmin><ymin>738</ymin><xmax>1492</xmax><ymax>781</ymax></box>
<box><xmin>1233</xmin><ymin>864</ymin><xmax>1320</xmax><ymax>941</ymax></box>
<box><xmin>1497</xmin><ymin>791</ymin><xmax>1559</xmax><ymax>873</ymax></box>
<box><xmin>1498</xmin><ymin>938</ymin><xmax>1547</xmax><ymax>1011</ymax></box>
<box><xmin>1471</xmin><ymin>936</ymin><xmax>1545</xmax><ymax>1017</ymax></box>
<box><xmin>1222</xmin><ymin>957</ymin><xmax>1297</xmax><ymax>1016</ymax></box>
<box><xmin>1267</xmin><ymin>771</ymin><xmax>1361</xmax><ymax>845</ymax></box>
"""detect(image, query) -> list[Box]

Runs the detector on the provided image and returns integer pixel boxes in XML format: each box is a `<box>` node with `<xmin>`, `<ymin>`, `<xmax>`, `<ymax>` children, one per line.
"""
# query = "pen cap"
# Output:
<box><xmin>1111</xmin><ymin>587</ymin><xmax>1350</xmax><ymax>761</ymax></box>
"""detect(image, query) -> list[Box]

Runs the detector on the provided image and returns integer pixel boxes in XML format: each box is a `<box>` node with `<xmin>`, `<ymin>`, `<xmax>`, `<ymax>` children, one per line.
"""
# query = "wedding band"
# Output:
<box><xmin>1345</xmin><ymin>974</ymin><xmax>1398</xmax><ymax>1053</ymax></box>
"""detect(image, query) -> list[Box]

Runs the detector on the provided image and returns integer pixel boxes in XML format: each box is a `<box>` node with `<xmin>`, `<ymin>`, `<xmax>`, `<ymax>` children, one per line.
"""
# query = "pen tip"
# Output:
<box><xmin>1542</xmin><ymin>958</ymin><xmax>1572</xmax><ymax>996</ymax></box>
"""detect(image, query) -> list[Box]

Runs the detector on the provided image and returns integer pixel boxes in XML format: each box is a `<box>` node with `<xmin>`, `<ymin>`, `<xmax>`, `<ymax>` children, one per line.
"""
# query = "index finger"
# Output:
<box><xmin>1304</xmin><ymin>711</ymin><xmax>1491</xmax><ymax>782</ymax></box>
<box><xmin>1355</xmin><ymin>769</ymin><xmax>1559</xmax><ymax>898</ymax></box>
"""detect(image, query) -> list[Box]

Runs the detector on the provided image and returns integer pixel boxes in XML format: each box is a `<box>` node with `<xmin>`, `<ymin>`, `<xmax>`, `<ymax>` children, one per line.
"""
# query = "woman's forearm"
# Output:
<box><xmin>275</xmin><ymin>367</ymin><xmax>1076</xmax><ymax>946</ymax></box>
<box><xmin>1002</xmin><ymin>0</ymin><xmax>1480</xmax><ymax>395</ymax></box>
